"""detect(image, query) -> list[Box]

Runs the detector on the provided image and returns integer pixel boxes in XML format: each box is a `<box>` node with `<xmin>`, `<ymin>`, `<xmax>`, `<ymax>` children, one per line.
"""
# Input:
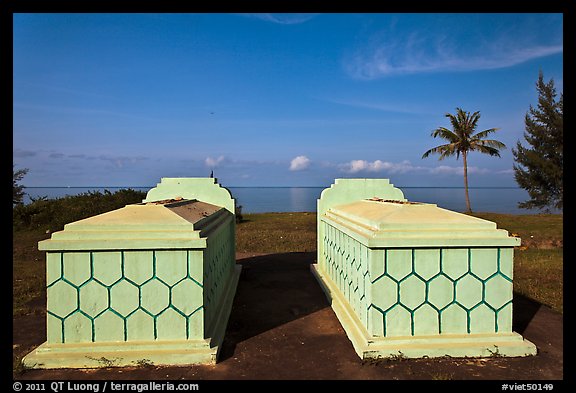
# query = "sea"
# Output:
<box><xmin>21</xmin><ymin>186</ymin><xmax>560</xmax><ymax>215</ymax></box>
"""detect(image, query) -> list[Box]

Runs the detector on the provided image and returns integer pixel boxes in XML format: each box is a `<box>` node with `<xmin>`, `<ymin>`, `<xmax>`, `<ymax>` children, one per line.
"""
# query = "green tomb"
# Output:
<box><xmin>22</xmin><ymin>178</ymin><xmax>240</xmax><ymax>368</ymax></box>
<box><xmin>311</xmin><ymin>178</ymin><xmax>537</xmax><ymax>359</ymax></box>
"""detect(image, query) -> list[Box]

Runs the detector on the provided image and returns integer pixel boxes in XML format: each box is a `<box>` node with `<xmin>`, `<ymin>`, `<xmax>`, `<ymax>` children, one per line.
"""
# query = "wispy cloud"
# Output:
<box><xmin>429</xmin><ymin>165</ymin><xmax>490</xmax><ymax>175</ymax></box>
<box><xmin>339</xmin><ymin>159</ymin><xmax>495</xmax><ymax>176</ymax></box>
<box><xmin>346</xmin><ymin>16</ymin><xmax>563</xmax><ymax>79</ymax></box>
<box><xmin>240</xmin><ymin>13</ymin><xmax>319</xmax><ymax>25</ymax></box>
<box><xmin>324</xmin><ymin>97</ymin><xmax>433</xmax><ymax>116</ymax></box>
<box><xmin>339</xmin><ymin>159</ymin><xmax>416</xmax><ymax>174</ymax></box>
<box><xmin>289</xmin><ymin>155</ymin><xmax>311</xmax><ymax>171</ymax></box>
<box><xmin>13</xmin><ymin>102</ymin><xmax>154</xmax><ymax>121</ymax></box>
<box><xmin>205</xmin><ymin>155</ymin><xmax>226</xmax><ymax>168</ymax></box>
<box><xmin>13</xmin><ymin>148</ymin><xmax>37</xmax><ymax>158</ymax></box>
<box><xmin>17</xmin><ymin>148</ymin><xmax>149</xmax><ymax>169</ymax></box>
<box><xmin>13</xmin><ymin>80</ymin><xmax>117</xmax><ymax>101</ymax></box>
<box><xmin>94</xmin><ymin>155</ymin><xmax>148</xmax><ymax>169</ymax></box>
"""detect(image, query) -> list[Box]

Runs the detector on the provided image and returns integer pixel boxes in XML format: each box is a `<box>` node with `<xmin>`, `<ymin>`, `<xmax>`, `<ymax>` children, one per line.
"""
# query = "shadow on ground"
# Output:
<box><xmin>219</xmin><ymin>252</ymin><xmax>326</xmax><ymax>361</ymax></box>
<box><xmin>513</xmin><ymin>293</ymin><xmax>542</xmax><ymax>335</ymax></box>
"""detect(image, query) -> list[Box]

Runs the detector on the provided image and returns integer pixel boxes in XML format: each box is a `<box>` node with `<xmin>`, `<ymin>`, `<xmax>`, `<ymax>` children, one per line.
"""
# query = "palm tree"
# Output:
<box><xmin>422</xmin><ymin>108</ymin><xmax>506</xmax><ymax>213</ymax></box>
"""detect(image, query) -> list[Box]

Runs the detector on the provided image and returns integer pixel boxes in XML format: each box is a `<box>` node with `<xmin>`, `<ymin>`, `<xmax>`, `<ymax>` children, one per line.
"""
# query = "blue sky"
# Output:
<box><xmin>13</xmin><ymin>13</ymin><xmax>563</xmax><ymax>187</ymax></box>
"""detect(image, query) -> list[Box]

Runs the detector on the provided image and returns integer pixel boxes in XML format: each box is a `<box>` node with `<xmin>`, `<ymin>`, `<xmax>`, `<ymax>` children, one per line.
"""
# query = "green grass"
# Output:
<box><xmin>236</xmin><ymin>212</ymin><xmax>317</xmax><ymax>254</ymax></box>
<box><xmin>514</xmin><ymin>248</ymin><xmax>563</xmax><ymax>313</ymax></box>
<box><xmin>13</xmin><ymin>230</ymin><xmax>50</xmax><ymax>316</ymax></box>
<box><xmin>469</xmin><ymin>212</ymin><xmax>563</xmax><ymax>248</ymax></box>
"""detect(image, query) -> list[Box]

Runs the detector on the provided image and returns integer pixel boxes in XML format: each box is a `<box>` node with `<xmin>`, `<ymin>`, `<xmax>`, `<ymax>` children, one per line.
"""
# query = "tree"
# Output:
<box><xmin>13</xmin><ymin>166</ymin><xmax>29</xmax><ymax>205</ymax></box>
<box><xmin>512</xmin><ymin>72</ymin><xmax>563</xmax><ymax>212</ymax></box>
<box><xmin>422</xmin><ymin>108</ymin><xmax>506</xmax><ymax>213</ymax></box>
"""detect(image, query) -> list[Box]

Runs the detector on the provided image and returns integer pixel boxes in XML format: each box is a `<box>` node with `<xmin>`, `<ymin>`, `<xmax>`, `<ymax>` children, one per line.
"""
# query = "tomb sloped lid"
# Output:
<box><xmin>39</xmin><ymin>199</ymin><xmax>227</xmax><ymax>250</ymax></box>
<box><xmin>324</xmin><ymin>199</ymin><xmax>520</xmax><ymax>247</ymax></box>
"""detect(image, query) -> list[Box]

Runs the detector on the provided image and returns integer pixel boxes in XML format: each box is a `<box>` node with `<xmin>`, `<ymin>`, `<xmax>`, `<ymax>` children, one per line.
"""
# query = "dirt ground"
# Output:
<box><xmin>13</xmin><ymin>252</ymin><xmax>563</xmax><ymax>381</ymax></box>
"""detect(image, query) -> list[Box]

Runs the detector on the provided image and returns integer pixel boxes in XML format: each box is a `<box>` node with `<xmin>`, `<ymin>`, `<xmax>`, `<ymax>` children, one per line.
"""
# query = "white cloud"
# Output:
<box><xmin>467</xmin><ymin>167</ymin><xmax>491</xmax><ymax>175</ymax></box>
<box><xmin>346</xmin><ymin>16</ymin><xmax>563</xmax><ymax>80</ymax></box>
<box><xmin>322</xmin><ymin>97</ymin><xmax>433</xmax><ymax>116</ymax></box>
<box><xmin>428</xmin><ymin>165</ymin><xmax>466</xmax><ymax>175</ymax></box>
<box><xmin>349</xmin><ymin>41</ymin><xmax>562</xmax><ymax>79</ymax></box>
<box><xmin>14</xmin><ymin>148</ymin><xmax>37</xmax><ymax>158</ymax></box>
<box><xmin>240</xmin><ymin>13</ymin><xmax>319</xmax><ymax>25</ymax></box>
<box><xmin>340</xmin><ymin>159</ymin><xmax>419</xmax><ymax>174</ymax></box>
<box><xmin>339</xmin><ymin>159</ymin><xmax>496</xmax><ymax>176</ymax></box>
<box><xmin>289</xmin><ymin>155</ymin><xmax>311</xmax><ymax>171</ymax></box>
<box><xmin>205</xmin><ymin>155</ymin><xmax>225</xmax><ymax>167</ymax></box>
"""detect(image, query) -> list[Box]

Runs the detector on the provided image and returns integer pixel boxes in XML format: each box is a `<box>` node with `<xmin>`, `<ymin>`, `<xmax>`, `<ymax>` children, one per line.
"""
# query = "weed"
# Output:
<box><xmin>387</xmin><ymin>351</ymin><xmax>408</xmax><ymax>361</ymax></box>
<box><xmin>135</xmin><ymin>358</ymin><xmax>154</xmax><ymax>368</ymax></box>
<box><xmin>487</xmin><ymin>346</ymin><xmax>504</xmax><ymax>358</ymax></box>
<box><xmin>13</xmin><ymin>356</ymin><xmax>34</xmax><ymax>376</ymax></box>
<box><xmin>86</xmin><ymin>356</ymin><xmax>121</xmax><ymax>368</ymax></box>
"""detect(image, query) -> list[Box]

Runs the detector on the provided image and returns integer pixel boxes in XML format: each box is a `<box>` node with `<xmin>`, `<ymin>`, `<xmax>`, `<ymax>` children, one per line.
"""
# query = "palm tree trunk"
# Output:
<box><xmin>462</xmin><ymin>151</ymin><xmax>472</xmax><ymax>213</ymax></box>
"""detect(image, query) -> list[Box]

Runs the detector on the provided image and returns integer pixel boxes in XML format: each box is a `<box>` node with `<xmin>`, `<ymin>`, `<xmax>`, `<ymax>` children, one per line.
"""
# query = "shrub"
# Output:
<box><xmin>13</xmin><ymin>189</ymin><xmax>147</xmax><ymax>232</ymax></box>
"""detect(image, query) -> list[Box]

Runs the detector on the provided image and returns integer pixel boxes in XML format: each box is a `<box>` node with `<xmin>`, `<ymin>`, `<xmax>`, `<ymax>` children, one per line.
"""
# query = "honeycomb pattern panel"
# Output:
<box><xmin>79</xmin><ymin>280</ymin><xmax>109</xmax><ymax>318</ymax></box>
<box><xmin>203</xmin><ymin>222</ymin><xmax>236</xmax><ymax>330</ymax></box>
<box><xmin>322</xmin><ymin>222</ymin><xmax>370</xmax><ymax>327</ymax></box>
<box><xmin>126</xmin><ymin>310</ymin><xmax>154</xmax><ymax>341</ymax></box>
<box><xmin>427</xmin><ymin>274</ymin><xmax>453</xmax><ymax>309</ymax></box>
<box><xmin>371</xmin><ymin>275</ymin><xmax>397</xmax><ymax>312</ymax></box>
<box><xmin>456</xmin><ymin>275</ymin><xmax>483</xmax><ymax>309</ymax></box>
<box><xmin>469</xmin><ymin>303</ymin><xmax>496</xmax><ymax>334</ymax></box>
<box><xmin>413</xmin><ymin>304</ymin><xmax>440</xmax><ymax>336</ymax></box>
<box><xmin>413</xmin><ymin>249</ymin><xmax>441</xmax><ymax>280</ymax></box>
<box><xmin>156</xmin><ymin>251</ymin><xmax>188</xmax><ymax>286</ymax></box>
<box><xmin>399</xmin><ymin>275</ymin><xmax>426</xmax><ymax>310</ymax></box>
<box><xmin>62</xmin><ymin>252</ymin><xmax>91</xmax><ymax>286</ymax></box>
<box><xmin>109</xmin><ymin>279</ymin><xmax>139</xmax><ymax>317</ymax></box>
<box><xmin>320</xmin><ymin>227</ymin><xmax>515</xmax><ymax>338</ymax></box>
<box><xmin>141</xmin><ymin>278</ymin><xmax>170</xmax><ymax>315</ymax></box>
<box><xmin>92</xmin><ymin>252</ymin><xmax>122</xmax><ymax>286</ymax></box>
<box><xmin>383</xmin><ymin>304</ymin><xmax>412</xmax><ymax>337</ymax></box>
<box><xmin>47</xmin><ymin>280</ymin><xmax>77</xmax><ymax>318</ymax></box>
<box><xmin>46</xmin><ymin>249</ymin><xmax>207</xmax><ymax>344</ymax></box>
<box><xmin>496</xmin><ymin>302</ymin><xmax>513</xmax><ymax>332</ymax></box>
<box><xmin>94</xmin><ymin>310</ymin><xmax>124</xmax><ymax>342</ymax></box>
<box><xmin>46</xmin><ymin>253</ymin><xmax>62</xmax><ymax>287</ymax></box>
<box><xmin>440</xmin><ymin>303</ymin><xmax>468</xmax><ymax>334</ymax></box>
<box><xmin>156</xmin><ymin>308</ymin><xmax>187</xmax><ymax>340</ymax></box>
<box><xmin>124</xmin><ymin>251</ymin><xmax>153</xmax><ymax>284</ymax></box>
<box><xmin>367</xmin><ymin>247</ymin><xmax>514</xmax><ymax>337</ymax></box>
<box><xmin>173</xmin><ymin>280</ymin><xmax>203</xmax><ymax>315</ymax></box>
<box><xmin>63</xmin><ymin>312</ymin><xmax>92</xmax><ymax>343</ymax></box>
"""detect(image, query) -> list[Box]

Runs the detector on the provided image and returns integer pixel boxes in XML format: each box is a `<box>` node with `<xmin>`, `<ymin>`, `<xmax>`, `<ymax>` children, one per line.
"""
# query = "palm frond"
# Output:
<box><xmin>468</xmin><ymin>111</ymin><xmax>481</xmax><ymax>129</ymax></box>
<box><xmin>421</xmin><ymin>143</ymin><xmax>458</xmax><ymax>160</ymax></box>
<box><xmin>431</xmin><ymin>127</ymin><xmax>459</xmax><ymax>142</ymax></box>
<box><xmin>473</xmin><ymin>138</ymin><xmax>507</xmax><ymax>150</ymax></box>
<box><xmin>450</xmin><ymin>108</ymin><xmax>478</xmax><ymax>139</ymax></box>
<box><xmin>471</xmin><ymin>144</ymin><xmax>502</xmax><ymax>157</ymax></box>
<box><xmin>447</xmin><ymin>111</ymin><xmax>466</xmax><ymax>138</ymax></box>
<box><xmin>487</xmin><ymin>139</ymin><xmax>507</xmax><ymax>149</ymax></box>
<box><xmin>473</xmin><ymin>128</ymin><xmax>499</xmax><ymax>140</ymax></box>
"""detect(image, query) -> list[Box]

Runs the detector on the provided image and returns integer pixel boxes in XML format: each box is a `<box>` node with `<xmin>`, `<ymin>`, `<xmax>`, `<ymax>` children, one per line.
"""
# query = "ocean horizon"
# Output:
<box><xmin>21</xmin><ymin>186</ymin><xmax>561</xmax><ymax>215</ymax></box>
